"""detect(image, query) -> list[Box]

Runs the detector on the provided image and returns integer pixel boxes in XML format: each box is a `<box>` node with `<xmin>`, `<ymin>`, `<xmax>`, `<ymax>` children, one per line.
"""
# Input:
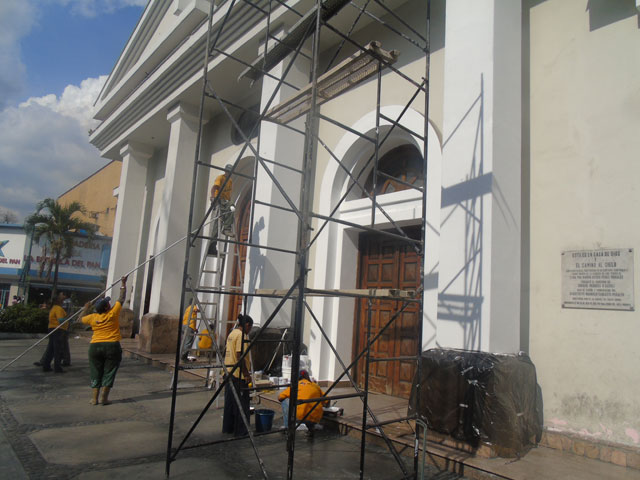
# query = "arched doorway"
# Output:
<box><xmin>354</xmin><ymin>144</ymin><xmax>424</xmax><ymax>398</ymax></box>
<box><xmin>309</xmin><ymin>106</ymin><xmax>441</xmax><ymax>385</ymax></box>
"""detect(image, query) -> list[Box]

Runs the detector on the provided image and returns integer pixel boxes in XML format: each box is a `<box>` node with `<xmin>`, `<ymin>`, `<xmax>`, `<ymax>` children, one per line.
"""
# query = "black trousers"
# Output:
<box><xmin>61</xmin><ymin>330</ymin><xmax>71</xmax><ymax>365</ymax></box>
<box><xmin>41</xmin><ymin>328</ymin><xmax>64</xmax><ymax>370</ymax></box>
<box><xmin>222</xmin><ymin>376</ymin><xmax>250</xmax><ymax>436</ymax></box>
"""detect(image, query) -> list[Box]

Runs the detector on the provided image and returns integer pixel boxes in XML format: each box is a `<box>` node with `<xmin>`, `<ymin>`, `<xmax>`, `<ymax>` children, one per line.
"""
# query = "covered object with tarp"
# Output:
<box><xmin>409</xmin><ymin>349</ymin><xmax>542</xmax><ymax>457</ymax></box>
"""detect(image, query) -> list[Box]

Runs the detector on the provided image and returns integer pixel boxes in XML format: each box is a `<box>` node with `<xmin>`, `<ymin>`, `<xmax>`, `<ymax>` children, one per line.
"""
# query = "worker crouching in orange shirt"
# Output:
<box><xmin>278</xmin><ymin>369</ymin><xmax>328</xmax><ymax>437</ymax></box>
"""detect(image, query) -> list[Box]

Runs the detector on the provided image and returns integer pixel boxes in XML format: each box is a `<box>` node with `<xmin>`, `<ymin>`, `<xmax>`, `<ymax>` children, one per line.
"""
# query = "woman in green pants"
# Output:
<box><xmin>80</xmin><ymin>275</ymin><xmax>128</xmax><ymax>405</ymax></box>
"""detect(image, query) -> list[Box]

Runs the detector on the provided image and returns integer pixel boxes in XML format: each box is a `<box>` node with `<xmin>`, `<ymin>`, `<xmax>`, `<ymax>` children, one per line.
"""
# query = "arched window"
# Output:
<box><xmin>362</xmin><ymin>144</ymin><xmax>424</xmax><ymax>197</ymax></box>
<box><xmin>231</xmin><ymin>106</ymin><xmax>260</xmax><ymax>145</ymax></box>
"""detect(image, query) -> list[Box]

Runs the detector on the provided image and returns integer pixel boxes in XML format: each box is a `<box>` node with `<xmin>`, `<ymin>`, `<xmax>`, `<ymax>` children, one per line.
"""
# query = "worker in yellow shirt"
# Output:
<box><xmin>180</xmin><ymin>303</ymin><xmax>199</xmax><ymax>362</ymax></box>
<box><xmin>34</xmin><ymin>291</ymin><xmax>69</xmax><ymax>373</ymax></box>
<box><xmin>208</xmin><ymin>164</ymin><xmax>234</xmax><ymax>256</ymax></box>
<box><xmin>222</xmin><ymin>314</ymin><xmax>253</xmax><ymax>437</ymax></box>
<box><xmin>278</xmin><ymin>369</ymin><xmax>328</xmax><ymax>437</ymax></box>
<box><xmin>80</xmin><ymin>275</ymin><xmax>128</xmax><ymax>406</ymax></box>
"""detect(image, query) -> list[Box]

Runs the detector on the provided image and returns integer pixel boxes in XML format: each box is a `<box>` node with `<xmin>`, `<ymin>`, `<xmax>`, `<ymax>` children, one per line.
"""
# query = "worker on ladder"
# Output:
<box><xmin>180</xmin><ymin>303</ymin><xmax>199</xmax><ymax>362</ymax></box>
<box><xmin>208</xmin><ymin>163</ymin><xmax>234</xmax><ymax>256</ymax></box>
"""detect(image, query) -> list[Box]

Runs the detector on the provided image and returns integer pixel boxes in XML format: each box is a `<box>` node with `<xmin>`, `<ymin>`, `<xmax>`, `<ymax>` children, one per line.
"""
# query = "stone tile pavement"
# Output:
<box><xmin>0</xmin><ymin>336</ymin><xmax>464</xmax><ymax>479</ymax></box>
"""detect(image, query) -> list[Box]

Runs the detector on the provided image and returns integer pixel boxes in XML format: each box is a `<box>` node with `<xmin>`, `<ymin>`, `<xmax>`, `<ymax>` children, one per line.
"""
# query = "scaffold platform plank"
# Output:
<box><xmin>256</xmin><ymin>287</ymin><xmax>417</xmax><ymax>299</ymax></box>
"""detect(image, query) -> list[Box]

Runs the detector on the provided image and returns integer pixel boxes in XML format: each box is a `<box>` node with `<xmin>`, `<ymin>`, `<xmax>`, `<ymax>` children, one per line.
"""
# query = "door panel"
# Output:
<box><xmin>355</xmin><ymin>227</ymin><xmax>421</xmax><ymax>398</ymax></box>
<box><xmin>227</xmin><ymin>196</ymin><xmax>251</xmax><ymax>334</ymax></box>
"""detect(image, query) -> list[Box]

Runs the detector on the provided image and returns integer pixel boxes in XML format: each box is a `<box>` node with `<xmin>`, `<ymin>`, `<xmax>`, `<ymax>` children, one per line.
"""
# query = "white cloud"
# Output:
<box><xmin>0</xmin><ymin>0</ymin><xmax>144</xmax><ymax>221</ymax></box>
<box><xmin>0</xmin><ymin>76</ymin><xmax>108</xmax><ymax>222</ymax></box>
<box><xmin>20</xmin><ymin>76</ymin><xmax>107</xmax><ymax>131</ymax></box>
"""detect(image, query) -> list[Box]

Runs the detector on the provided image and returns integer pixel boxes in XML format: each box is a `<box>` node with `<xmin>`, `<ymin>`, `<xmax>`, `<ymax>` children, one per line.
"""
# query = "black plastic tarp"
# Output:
<box><xmin>248</xmin><ymin>327</ymin><xmax>307</xmax><ymax>376</ymax></box>
<box><xmin>408</xmin><ymin>349</ymin><xmax>542</xmax><ymax>457</ymax></box>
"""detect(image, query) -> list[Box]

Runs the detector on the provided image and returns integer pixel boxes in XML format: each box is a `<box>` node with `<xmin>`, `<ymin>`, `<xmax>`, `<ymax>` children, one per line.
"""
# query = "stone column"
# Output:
<box><xmin>148</xmin><ymin>102</ymin><xmax>200</xmax><ymax>315</ymax></box>
<box><xmin>107</xmin><ymin>141</ymin><xmax>153</xmax><ymax>298</ymax></box>
<box><xmin>438</xmin><ymin>0</ymin><xmax>522</xmax><ymax>352</ymax></box>
<box><xmin>244</xmin><ymin>41</ymin><xmax>310</xmax><ymax>327</ymax></box>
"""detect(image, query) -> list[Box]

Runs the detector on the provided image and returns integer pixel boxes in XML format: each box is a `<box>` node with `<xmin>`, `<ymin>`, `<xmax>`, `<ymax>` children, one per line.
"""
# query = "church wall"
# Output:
<box><xmin>528</xmin><ymin>0</ymin><xmax>640</xmax><ymax>447</ymax></box>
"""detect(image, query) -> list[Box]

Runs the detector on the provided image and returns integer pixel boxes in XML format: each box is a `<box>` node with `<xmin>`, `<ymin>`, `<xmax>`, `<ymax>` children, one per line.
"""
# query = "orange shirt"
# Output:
<box><xmin>278</xmin><ymin>379</ymin><xmax>328</xmax><ymax>424</ymax></box>
<box><xmin>82</xmin><ymin>301</ymin><xmax>122</xmax><ymax>343</ymax></box>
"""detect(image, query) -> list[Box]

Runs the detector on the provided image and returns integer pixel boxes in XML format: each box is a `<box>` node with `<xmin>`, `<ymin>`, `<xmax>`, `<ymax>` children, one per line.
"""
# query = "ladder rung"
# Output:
<box><xmin>196</xmin><ymin>286</ymin><xmax>244</xmax><ymax>293</ymax></box>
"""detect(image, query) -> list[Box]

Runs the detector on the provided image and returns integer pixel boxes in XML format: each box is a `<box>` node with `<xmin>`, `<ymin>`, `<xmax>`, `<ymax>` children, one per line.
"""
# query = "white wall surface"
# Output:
<box><xmin>528</xmin><ymin>0</ymin><xmax>640</xmax><ymax>447</ymax></box>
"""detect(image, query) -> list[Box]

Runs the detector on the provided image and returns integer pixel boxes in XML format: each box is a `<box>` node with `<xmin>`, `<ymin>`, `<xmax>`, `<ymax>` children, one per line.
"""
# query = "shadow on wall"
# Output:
<box><xmin>587</xmin><ymin>0</ymin><xmax>639</xmax><ymax>31</ymax></box>
<box><xmin>437</xmin><ymin>76</ymin><xmax>485</xmax><ymax>351</ymax></box>
<box><xmin>247</xmin><ymin>216</ymin><xmax>265</xmax><ymax>311</ymax></box>
<box><xmin>438</xmin><ymin>294</ymin><xmax>483</xmax><ymax>350</ymax></box>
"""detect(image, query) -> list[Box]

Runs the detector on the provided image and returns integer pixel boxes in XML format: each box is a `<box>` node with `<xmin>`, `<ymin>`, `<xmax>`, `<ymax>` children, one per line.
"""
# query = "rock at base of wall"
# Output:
<box><xmin>119</xmin><ymin>308</ymin><xmax>134</xmax><ymax>339</ymax></box>
<box><xmin>138</xmin><ymin>313</ymin><xmax>179</xmax><ymax>354</ymax></box>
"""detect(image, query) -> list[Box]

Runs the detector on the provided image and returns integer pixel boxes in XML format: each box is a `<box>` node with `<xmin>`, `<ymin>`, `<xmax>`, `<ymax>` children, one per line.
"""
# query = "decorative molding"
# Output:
<box><xmin>120</xmin><ymin>141</ymin><xmax>154</xmax><ymax>160</ymax></box>
<box><xmin>91</xmin><ymin>0</ymin><xmax>281</xmax><ymax>155</ymax></box>
<box><xmin>166</xmin><ymin>102</ymin><xmax>202</xmax><ymax>125</ymax></box>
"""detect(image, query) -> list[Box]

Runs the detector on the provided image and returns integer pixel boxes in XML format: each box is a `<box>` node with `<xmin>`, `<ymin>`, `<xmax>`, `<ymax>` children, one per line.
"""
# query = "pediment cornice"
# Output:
<box><xmin>90</xmin><ymin>0</ymin><xmax>303</xmax><ymax>158</ymax></box>
<box><xmin>95</xmin><ymin>0</ymin><xmax>211</xmax><ymax>120</ymax></box>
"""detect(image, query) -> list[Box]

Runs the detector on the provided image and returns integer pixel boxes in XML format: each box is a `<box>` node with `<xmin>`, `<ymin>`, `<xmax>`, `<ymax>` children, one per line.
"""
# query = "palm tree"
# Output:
<box><xmin>24</xmin><ymin>199</ymin><xmax>97</xmax><ymax>300</ymax></box>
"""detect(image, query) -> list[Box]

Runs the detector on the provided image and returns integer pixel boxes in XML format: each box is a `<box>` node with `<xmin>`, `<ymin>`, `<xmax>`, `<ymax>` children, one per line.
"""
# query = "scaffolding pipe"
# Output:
<box><xmin>0</xmin><ymin>211</ymin><xmax>223</xmax><ymax>373</ymax></box>
<box><xmin>165</xmin><ymin>0</ymin><xmax>432</xmax><ymax>477</ymax></box>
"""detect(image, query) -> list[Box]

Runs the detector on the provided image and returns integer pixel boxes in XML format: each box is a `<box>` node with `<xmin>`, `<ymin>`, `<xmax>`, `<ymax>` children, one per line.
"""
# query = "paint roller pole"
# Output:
<box><xmin>0</xmin><ymin>209</ymin><xmax>227</xmax><ymax>372</ymax></box>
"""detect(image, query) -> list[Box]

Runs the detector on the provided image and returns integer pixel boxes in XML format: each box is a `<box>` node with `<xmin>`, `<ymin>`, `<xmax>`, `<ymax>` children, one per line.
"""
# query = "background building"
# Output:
<box><xmin>0</xmin><ymin>224</ymin><xmax>111</xmax><ymax>307</ymax></box>
<box><xmin>89</xmin><ymin>0</ymin><xmax>640</xmax><ymax>460</ymax></box>
<box><xmin>58</xmin><ymin>160</ymin><xmax>122</xmax><ymax>237</ymax></box>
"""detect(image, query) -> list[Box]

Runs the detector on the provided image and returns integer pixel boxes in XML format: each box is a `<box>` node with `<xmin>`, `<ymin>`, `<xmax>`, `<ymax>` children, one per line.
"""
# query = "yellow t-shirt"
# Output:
<box><xmin>82</xmin><ymin>301</ymin><xmax>122</xmax><ymax>343</ymax></box>
<box><xmin>182</xmin><ymin>305</ymin><xmax>198</xmax><ymax>330</ymax></box>
<box><xmin>224</xmin><ymin>328</ymin><xmax>250</xmax><ymax>379</ymax></box>
<box><xmin>213</xmin><ymin>174</ymin><xmax>232</xmax><ymax>201</ymax></box>
<box><xmin>48</xmin><ymin>305</ymin><xmax>68</xmax><ymax>330</ymax></box>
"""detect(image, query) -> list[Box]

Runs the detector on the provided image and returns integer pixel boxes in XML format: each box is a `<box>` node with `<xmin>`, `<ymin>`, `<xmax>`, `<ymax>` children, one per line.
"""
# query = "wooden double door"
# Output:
<box><xmin>227</xmin><ymin>196</ymin><xmax>250</xmax><ymax>335</ymax></box>
<box><xmin>354</xmin><ymin>227</ymin><xmax>422</xmax><ymax>398</ymax></box>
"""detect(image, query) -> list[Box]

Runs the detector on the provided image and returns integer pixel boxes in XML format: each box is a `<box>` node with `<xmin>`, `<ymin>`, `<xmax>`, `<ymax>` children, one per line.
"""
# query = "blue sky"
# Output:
<box><xmin>0</xmin><ymin>0</ymin><xmax>146</xmax><ymax>222</ymax></box>
<box><xmin>20</xmin><ymin>4</ymin><xmax>142</xmax><ymax>100</ymax></box>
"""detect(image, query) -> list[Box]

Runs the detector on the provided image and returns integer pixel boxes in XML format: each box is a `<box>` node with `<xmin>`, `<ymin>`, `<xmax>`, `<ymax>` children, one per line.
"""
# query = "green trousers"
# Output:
<box><xmin>88</xmin><ymin>342</ymin><xmax>122</xmax><ymax>388</ymax></box>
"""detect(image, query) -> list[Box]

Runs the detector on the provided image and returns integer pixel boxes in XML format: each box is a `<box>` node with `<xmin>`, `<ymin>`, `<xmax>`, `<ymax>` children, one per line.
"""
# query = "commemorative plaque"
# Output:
<box><xmin>562</xmin><ymin>248</ymin><xmax>634</xmax><ymax>311</ymax></box>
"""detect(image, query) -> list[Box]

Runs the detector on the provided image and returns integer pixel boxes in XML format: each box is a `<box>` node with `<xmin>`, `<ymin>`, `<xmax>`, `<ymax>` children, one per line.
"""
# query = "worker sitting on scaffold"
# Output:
<box><xmin>209</xmin><ymin>163</ymin><xmax>234</xmax><ymax>256</ymax></box>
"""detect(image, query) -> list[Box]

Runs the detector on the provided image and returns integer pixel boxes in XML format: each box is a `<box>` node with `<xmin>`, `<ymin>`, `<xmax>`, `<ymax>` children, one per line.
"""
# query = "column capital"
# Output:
<box><xmin>166</xmin><ymin>101</ymin><xmax>208</xmax><ymax>126</ymax></box>
<box><xmin>120</xmin><ymin>141</ymin><xmax>154</xmax><ymax>160</ymax></box>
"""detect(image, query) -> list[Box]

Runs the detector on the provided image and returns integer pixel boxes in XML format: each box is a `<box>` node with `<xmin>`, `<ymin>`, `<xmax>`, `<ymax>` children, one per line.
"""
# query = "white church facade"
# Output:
<box><xmin>90</xmin><ymin>0</ymin><xmax>640</xmax><ymax>455</ymax></box>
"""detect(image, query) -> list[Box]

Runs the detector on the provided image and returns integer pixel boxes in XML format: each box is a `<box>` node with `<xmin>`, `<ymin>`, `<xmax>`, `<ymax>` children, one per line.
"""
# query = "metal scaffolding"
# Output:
<box><xmin>166</xmin><ymin>0</ymin><xmax>431</xmax><ymax>478</ymax></box>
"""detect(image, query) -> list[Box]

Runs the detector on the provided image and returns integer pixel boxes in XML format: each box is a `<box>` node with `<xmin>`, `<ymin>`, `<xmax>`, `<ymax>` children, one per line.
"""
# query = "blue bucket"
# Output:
<box><xmin>255</xmin><ymin>409</ymin><xmax>275</xmax><ymax>432</ymax></box>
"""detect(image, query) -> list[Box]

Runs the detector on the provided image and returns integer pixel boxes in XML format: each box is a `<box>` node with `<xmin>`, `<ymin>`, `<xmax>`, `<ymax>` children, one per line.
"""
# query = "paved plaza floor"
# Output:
<box><xmin>0</xmin><ymin>336</ymin><xmax>461</xmax><ymax>479</ymax></box>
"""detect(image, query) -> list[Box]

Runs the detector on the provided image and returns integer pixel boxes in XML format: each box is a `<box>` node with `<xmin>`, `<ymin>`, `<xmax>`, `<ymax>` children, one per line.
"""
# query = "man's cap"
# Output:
<box><xmin>224</xmin><ymin>163</ymin><xmax>233</xmax><ymax>172</ymax></box>
<box><xmin>299</xmin><ymin>369</ymin><xmax>310</xmax><ymax>380</ymax></box>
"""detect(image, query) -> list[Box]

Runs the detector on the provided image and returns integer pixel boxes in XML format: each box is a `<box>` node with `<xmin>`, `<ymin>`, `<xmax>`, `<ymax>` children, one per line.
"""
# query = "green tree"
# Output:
<box><xmin>24</xmin><ymin>199</ymin><xmax>97</xmax><ymax>300</ymax></box>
